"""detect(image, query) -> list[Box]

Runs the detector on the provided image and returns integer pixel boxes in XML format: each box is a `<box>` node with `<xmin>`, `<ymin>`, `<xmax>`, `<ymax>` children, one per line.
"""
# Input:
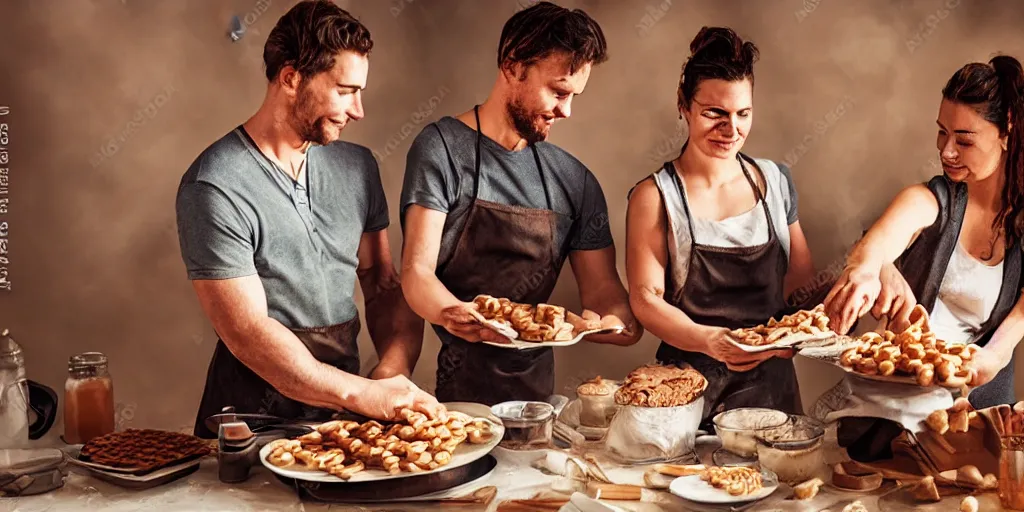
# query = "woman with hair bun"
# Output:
<box><xmin>822</xmin><ymin>54</ymin><xmax>1024</xmax><ymax>460</ymax></box>
<box><xmin>626</xmin><ymin>27</ymin><xmax>816</xmax><ymax>423</ymax></box>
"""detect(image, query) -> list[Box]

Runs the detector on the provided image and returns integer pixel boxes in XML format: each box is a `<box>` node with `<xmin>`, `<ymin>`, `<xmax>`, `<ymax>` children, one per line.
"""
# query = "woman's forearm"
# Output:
<box><xmin>630</xmin><ymin>285</ymin><xmax>710</xmax><ymax>355</ymax></box>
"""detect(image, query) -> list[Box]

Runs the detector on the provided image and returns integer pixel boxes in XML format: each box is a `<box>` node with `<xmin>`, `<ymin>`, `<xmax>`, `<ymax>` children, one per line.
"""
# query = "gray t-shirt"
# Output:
<box><xmin>399</xmin><ymin>116</ymin><xmax>613</xmax><ymax>268</ymax></box>
<box><xmin>175</xmin><ymin>127</ymin><xmax>389</xmax><ymax>329</ymax></box>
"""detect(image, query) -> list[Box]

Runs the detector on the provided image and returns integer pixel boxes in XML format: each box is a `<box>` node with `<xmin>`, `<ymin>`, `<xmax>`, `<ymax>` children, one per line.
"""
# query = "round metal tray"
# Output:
<box><xmin>276</xmin><ymin>454</ymin><xmax>497</xmax><ymax>502</ymax></box>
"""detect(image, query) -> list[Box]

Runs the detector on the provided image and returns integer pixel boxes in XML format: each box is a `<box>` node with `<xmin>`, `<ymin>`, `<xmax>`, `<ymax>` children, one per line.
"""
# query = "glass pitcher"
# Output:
<box><xmin>0</xmin><ymin>329</ymin><xmax>57</xmax><ymax>448</ymax></box>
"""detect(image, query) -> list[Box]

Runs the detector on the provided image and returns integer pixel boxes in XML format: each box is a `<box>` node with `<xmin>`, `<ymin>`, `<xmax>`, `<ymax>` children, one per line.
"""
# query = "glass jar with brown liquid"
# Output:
<box><xmin>1000</xmin><ymin>435</ymin><xmax>1024</xmax><ymax>510</ymax></box>
<box><xmin>63</xmin><ymin>352</ymin><xmax>114</xmax><ymax>444</ymax></box>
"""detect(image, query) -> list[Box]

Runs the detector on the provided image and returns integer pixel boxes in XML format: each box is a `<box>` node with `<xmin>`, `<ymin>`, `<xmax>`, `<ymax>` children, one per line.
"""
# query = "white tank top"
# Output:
<box><xmin>928</xmin><ymin>241</ymin><xmax>1004</xmax><ymax>344</ymax></box>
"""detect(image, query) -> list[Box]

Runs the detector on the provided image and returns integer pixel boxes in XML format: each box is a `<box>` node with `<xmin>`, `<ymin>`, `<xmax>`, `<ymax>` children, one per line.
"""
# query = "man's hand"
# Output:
<box><xmin>567</xmin><ymin>310</ymin><xmax>631</xmax><ymax>335</ymax></box>
<box><xmin>349</xmin><ymin>375</ymin><xmax>448</xmax><ymax>421</ymax></box>
<box><xmin>439</xmin><ymin>302</ymin><xmax>513</xmax><ymax>343</ymax></box>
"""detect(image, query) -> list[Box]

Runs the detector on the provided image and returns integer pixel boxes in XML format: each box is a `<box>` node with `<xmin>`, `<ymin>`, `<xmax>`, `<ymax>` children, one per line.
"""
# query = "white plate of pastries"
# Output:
<box><xmin>259</xmin><ymin>402</ymin><xmax>503</xmax><ymax>482</ymax></box>
<box><xmin>471</xmin><ymin>295</ymin><xmax>624</xmax><ymax>349</ymax></box>
<box><xmin>668</xmin><ymin>465</ymin><xmax>778</xmax><ymax>504</ymax></box>
<box><xmin>836</xmin><ymin>306</ymin><xmax>977</xmax><ymax>389</ymax></box>
<box><xmin>728</xmin><ymin>305</ymin><xmax>835</xmax><ymax>353</ymax></box>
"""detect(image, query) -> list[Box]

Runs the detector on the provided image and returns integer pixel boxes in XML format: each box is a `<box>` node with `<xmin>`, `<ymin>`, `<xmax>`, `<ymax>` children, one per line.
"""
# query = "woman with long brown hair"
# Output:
<box><xmin>823</xmin><ymin>55</ymin><xmax>1024</xmax><ymax>459</ymax></box>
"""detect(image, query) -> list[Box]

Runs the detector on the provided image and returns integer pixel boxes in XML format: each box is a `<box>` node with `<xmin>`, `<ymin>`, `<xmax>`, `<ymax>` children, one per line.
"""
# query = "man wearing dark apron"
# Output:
<box><xmin>399</xmin><ymin>3</ymin><xmax>641</xmax><ymax>406</ymax></box>
<box><xmin>176</xmin><ymin>2</ymin><xmax>441</xmax><ymax>439</ymax></box>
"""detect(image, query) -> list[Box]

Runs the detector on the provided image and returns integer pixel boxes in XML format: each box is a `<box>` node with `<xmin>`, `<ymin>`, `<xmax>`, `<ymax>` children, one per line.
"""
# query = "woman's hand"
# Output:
<box><xmin>966</xmin><ymin>346</ymin><xmax>1009</xmax><ymax>388</ymax></box>
<box><xmin>439</xmin><ymin>302</ymin><xmax>513</xmax><ymax>343</ymax></box>
<box><xmin>872</xmin><ymin>263</ymin><xmax>918</xmax><ymax>333</ymax></box>
<box><xmin>824</xmin><ymin>265</ymin><xmax>883</xmax><ymax>334</ymax></box>
<box><xmin>703</xmin><ymin>326</ymin><xmax>794</xmax><ymax>372</ymax></box>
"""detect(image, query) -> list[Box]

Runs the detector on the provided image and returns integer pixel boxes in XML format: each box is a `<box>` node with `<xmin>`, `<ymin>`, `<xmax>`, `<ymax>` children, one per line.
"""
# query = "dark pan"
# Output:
<box><xmin>275</xmin><ymin>454</ymin><xmax>497</xmax><ymax>503</ymax></box>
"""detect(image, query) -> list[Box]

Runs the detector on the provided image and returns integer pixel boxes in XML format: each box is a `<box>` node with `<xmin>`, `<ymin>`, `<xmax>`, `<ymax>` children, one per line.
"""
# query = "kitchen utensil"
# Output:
<box><xmin>668</xmin><ymin>468</ymin><xmax>779</xmax><ymax>505</ymax></box>
<box><xmin>576</xmin><ymin>378</ymin><xmax>620</xmax><ymax>428</ymax></box>
<box><xmin>211</xmin><ymin>405</ymin><xmax>316</xmax><ymax>484</ymax></box>
<box><xmin>754</xmin><ymin>414</ymin><xmax>826</xmax><ymax>483</ymax></box>
<box><xmin>482</xmin><ymin>325</ymin><xmax>626</xmax><ymax>349</ymax></box>
<box><xmin>0</xmin><ymin>329</ymin><xmax>57</xmax><ymax>448</ymax></box>
<box><xmin>64</xmin><ymin>444</ymin><xmax>201</xmax><ymax>490</ymax></box>
<box><xmin>492</xmin><ymin>400</ymin><xmax>553</xmax><ymax>450</ymax></box>
<box><xmin>260</xmin><ymin>402</ymin><xmax>503</xmax><ymax>483</ymax></box>
<box><xmin>64</xmin><ymin>352</ymin><xmax>114</xmax><ymax>444</ymax></box>
<box><xmin>0</xmin><ymin>448</ymin><xmax>66</xmax><ymax>496</ymax></box>
<box><xmin>728</xmin><ymin>331</ymin><xmax>834</xmax><ymax>353</ymax></box>
<box><xmin>1000</xmin><ymin>435</ymin><xmax>1024</xmax><ymax>510</ymax></box>
<box><xmin>279</xmin><ymin>453</ymin><xmax>498</xmax><ymax>502</ymax></box>
<box><xmin>712</xmin><ymin>408</ymin><xmax>789</xmax><ymax>458</ymax></box>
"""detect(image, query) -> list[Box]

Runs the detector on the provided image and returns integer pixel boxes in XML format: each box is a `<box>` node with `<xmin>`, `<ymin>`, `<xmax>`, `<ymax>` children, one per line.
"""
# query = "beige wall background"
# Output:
<box><xmin>1</xmin><ymin>0</ymin><xmax>1023</xmax><ymax>434</ymax></box>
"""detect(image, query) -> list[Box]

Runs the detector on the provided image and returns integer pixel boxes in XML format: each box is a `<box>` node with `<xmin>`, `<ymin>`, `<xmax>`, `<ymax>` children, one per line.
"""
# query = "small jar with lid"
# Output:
<box><xmin>63</xmin><ymin>352</ymin><xmax>115</xmax><ymax>444</ymax></box>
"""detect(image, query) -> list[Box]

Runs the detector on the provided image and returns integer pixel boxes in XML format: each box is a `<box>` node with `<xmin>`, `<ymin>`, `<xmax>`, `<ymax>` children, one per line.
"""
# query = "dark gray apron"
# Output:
<box><xmin>192</xmin><ymin>308</ymin><xmax>361</xmax><ymax>440</ymax></box>
<box><xmin>433</xmin><ymin>106</ymin><xmax>574</xmax><ymax>406</ymax></box>
<box><xmin>653</xmin><ymin>158</ymin><xmax>801</xmax><ymax>426</ymax></box>
<box><xmin>840</xmin><ymin>176</ymin><xmax>1021</xmax><ymax>461</ymax></box>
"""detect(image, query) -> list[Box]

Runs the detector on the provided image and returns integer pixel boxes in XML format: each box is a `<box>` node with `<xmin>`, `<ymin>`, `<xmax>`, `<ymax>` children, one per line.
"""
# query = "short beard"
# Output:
<box><xmin>292</xmin><ymin>82</ymin><xmax>332</xmax><ymax>145</ymax></box>
<box><xmin>506</xmin><ymin>96</ymin><xmax>545</xmax><ymax>145</ymax></box>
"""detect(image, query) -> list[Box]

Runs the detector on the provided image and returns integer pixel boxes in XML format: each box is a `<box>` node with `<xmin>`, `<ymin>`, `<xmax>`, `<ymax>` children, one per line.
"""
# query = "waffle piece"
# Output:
<box><xmin>79</xmin><ymin>429</ymin><xmax>212</xmax><ymax>471</ymax></box>
<box><xmin>614</xmin><ymin>364</ymin><xmax>708</xmax><ymax>407</ymax></box>
<box><xmin>473</xmin><ymin>294</ymin><xmax>575</xmax><ymax>342</ymax></box>
<box><xmin>701</xmin><ymin>466</ymin><xmax>764</xmax><ymax>496</ymax></box>
<box><xmin>730</xmin><ymin>305</ymin><xmax>832</xmax><ymax>346</ymax></box>
<box><xmin>264</xmin><ymin>409</ymin><xmax>497</xmax><ymax>480</ymax></box>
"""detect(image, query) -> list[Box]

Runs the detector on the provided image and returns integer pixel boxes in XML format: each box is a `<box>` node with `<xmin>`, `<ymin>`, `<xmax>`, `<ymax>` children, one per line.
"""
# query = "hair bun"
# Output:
<box><xmin>689</xmin><ymin>26</ymin><xmax>752</xmax><ymax>65</ymax></box>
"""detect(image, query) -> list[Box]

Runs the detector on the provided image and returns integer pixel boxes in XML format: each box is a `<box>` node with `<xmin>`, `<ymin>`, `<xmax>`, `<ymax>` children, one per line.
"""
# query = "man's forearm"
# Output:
<box><xmin>402</xmin><ymin>264</ymin><xmax>463</xmax><ymax>326</ymax></box>
<box><xmin>221</xmin><ymin>317</ymin><xmax>369</xmax><ymax>410</ymax></box>
<box><xmin>365</xmin><ymin>276</ymin><xmax>424</xmax><ymax>378</ymax></box>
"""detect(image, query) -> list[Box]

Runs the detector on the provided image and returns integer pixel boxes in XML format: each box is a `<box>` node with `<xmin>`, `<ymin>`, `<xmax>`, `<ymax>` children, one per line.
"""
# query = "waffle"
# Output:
<box><xmin>614</xmin><ymin>364</ymin><xmax>708</xmax><ymax>407</ymax></box>
<box><xmin>79</xmin><ymin>428</ymin><xmax>212</xmax><ymax>471</ymax></box>
<box><xmin>264</xmin><ymin>409</ymin><xmax>496</xmax><ymax>479</ymax></box>
<box><xmin>701</xmin><ymin>466</ymin><xmax>764</xmax><ymax>496</ymax></box>
<box><xmin>730</xmin><ymin>305</ymin><xmax>832</xmax><ymax>346</ymax></box>
<box><xmin>473</xmin><ymin>294</ymin><xmax>574</xmax><ymax>342</ymax></box>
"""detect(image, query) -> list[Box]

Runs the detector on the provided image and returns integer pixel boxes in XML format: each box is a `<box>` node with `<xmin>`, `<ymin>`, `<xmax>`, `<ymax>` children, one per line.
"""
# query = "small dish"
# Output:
<box><xmin>755</xmin><ymin>415</ymin><xmax>826</xmax><ymax>484</ymax></box>
<box><xmin>0</xmin><ymin>448</ymin><xmax>67</xmax><ymax>496</ymax></box>
<box><xmin>668</xmin><ymin>468</ymin><xmax>779</xmax><ymax>504</ymax></box>
<box><xmin>575</xmin><ymin>377</ymin><xmax>619</xmax><ymax>428</ymax></box>
<box><xmin>712</xmin><ymin>408</ymin><xmax>790</xmax><ymax>458</ymax></box>
<box><xmin>491</xmin><ymin>401</ymin><xmax>554</xmax><ymax>450</ymax></box>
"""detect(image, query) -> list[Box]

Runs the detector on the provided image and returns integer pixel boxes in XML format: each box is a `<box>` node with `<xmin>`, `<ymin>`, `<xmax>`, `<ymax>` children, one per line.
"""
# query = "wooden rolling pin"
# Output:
<box><xmin>587</xmin><ymin>482</ymin><xmax>643</xmax><ymax>501</ymax></box>
<box><xmin>497</xmin><ymin>498</ymin><xmax>569</xmax><ymax>511</ymax></box>
<box><xmin>655</xmin><ymin>463</ymin><xmax>707</xmax><ymax>477</ymax></box>
<box><xmin>497</xmin><ymin>484</ymin><xmax>643</xmax><ymax>511</ymax></box>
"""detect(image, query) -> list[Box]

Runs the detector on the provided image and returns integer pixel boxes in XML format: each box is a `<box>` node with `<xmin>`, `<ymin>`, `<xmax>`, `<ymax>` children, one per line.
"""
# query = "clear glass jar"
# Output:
<box><xmin>63</xmin><ymin>352</ymin><xmax>114</xmax><ymax>444</ymax></box>
<box><xmin>1000</xmin><ymin>435</ymin><xmax>1024</xmax><ymax>510</ymax></box>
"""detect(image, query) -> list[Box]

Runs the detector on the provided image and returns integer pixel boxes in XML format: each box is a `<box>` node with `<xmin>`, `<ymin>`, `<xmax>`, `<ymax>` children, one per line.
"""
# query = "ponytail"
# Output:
<box><xmin>991</xmin><ymin>56</ymin><xmax>1024</xmax><ymax>247</ymax></box>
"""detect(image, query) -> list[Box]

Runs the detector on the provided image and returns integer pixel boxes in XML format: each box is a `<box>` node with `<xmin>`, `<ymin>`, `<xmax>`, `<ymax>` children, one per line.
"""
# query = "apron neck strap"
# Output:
<box><xmin>671</xmin><ymin>155</ymin><xmax>777</xmax><ymax>241</ymax></box>
<box><xmin>472</xmin><ymin>105</ymin><xmax>553</xmax><ymax>210</ymax></box>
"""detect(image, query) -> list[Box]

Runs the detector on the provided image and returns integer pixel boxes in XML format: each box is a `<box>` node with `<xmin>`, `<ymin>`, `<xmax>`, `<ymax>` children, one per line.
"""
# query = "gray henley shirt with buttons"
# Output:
<box><xmin>175</xmin><ymin>127</ymin><xmax>389</xmax><ymax>329</ymax></box>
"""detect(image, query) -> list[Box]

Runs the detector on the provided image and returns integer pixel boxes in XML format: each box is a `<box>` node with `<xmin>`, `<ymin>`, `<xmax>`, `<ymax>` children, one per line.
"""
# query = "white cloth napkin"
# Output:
<box><xmin>810</xmin><ymin>317</ymin><xmax>954</xmax><ymax>431</ymax></box>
